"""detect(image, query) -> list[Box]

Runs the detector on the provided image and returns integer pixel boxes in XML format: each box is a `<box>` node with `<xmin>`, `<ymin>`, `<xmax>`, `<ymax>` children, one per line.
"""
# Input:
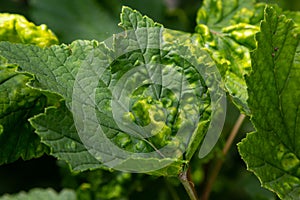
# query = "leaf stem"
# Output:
<box><xmin>223</xmin><ymin>114</ymin><xmax>246</xmax><ymax>155</ymax></box>
<box><xmin>179</xmin><ymin>167</ymin><xmax>199</xmax><ymax>200</ymax></box>
<box><xmin>201</xmin><ymin>113</ymin><xmax>246</xmax><ymax>200</ymax></box>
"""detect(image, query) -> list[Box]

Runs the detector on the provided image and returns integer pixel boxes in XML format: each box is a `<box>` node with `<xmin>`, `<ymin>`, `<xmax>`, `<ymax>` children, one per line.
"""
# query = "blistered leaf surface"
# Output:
<box><xmin>0</xmin><ymin>13</ymin><xmax>58</xmax><ymax>47</ymax></box>
<box><xmin>195</xmin><ymin>0</ymin><xmax>266</xmax><ymax>114</ymax></box>
<box><xmin>0</xmin><ymin>7</ymin><xmax>217</xmax><ymax>176</ymax></box>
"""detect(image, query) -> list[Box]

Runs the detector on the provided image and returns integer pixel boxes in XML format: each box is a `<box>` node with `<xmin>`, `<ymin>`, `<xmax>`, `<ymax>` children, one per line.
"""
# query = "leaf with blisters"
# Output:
<box><xmin>284</xmin><ymin>11</ymin><xmax>300</xmax><ymax>25</ymax></box>
<box><xmin>195</xmin><ymin>0</ymin><xmax>267</xmax><ymax>114</ymax></box>
<box><xmin>0</xmin><ymin>6</ymin><xmax>219</xmax><ymax>176</ymax></box>
<box><xmin>0</xmin><ymin>13</ymin><xmax>58</xmax><ymax>47</ymax></box>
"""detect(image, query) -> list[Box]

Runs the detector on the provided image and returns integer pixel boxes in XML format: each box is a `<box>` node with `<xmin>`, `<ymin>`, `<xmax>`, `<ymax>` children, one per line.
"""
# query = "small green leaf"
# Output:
<box><xmin>0</xmin><ymin>188</ymin><xmax>76</xmax><ymax>200</ymax></box>
<box><xmin>238</xmin><ymin>6</ymin><xmax>300</xmax><ymax>199</ymax></box>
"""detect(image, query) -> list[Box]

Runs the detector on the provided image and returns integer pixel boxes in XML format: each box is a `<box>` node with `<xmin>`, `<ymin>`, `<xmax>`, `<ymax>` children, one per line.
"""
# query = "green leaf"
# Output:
<box><xmin>0</xmin><ymin>188</ymin><xmax>76</xmax><ymax>200</ymax></box>
<box><xmin>29</xmin><ymin>0</ymin><xmax>120</xmax><ymax>43</ymax></box>
<box><xmin>284</xmin><ymin>10</ymin><xmax>300</xmax><ymax>25</ymax></box>
<box><xmin>0</xmin><ymin>13</ymin><xmax>58</xmax><ymax>47</ymax></box>
<box><xmin>196</xmin><ymin>0</ymin><xmax>264</xmax><ymax>29</ymax></box>
<box><xmin>30</xmin><ymin>103</ymin><xmax>102</xmax><ymax>171</ymax></box>
<box><xmin>195</xmin><ymin>0</ymin><xmax>267</xmax><ymax>114</ymax></box>
<box><xmin>238</xmin><ymin>6</ymin><xmax>300</xmax><ymax>199</ymax></box>
<box><xmin>0</xmin><ymin>40</ymin><xmax>105</xmax><ymax>171</ymax></box>
<box><xmin>0</xmin><ymin>6</ymin><xmax>220</xmax><ymax>176</ymax></box>
<box><xmin>0</xmin><ymin>64</ymin><xmax>49</xmax><ymax>164</ymax></box>
<box><xmin>0</xmin><ymin>13</ymin><xmax>59</xmax><ymax>164</ymax></box>
<box><xmin>0</xmin><ymin>40</ymin><xmax>101</xmax><ymax>171</ymax></box>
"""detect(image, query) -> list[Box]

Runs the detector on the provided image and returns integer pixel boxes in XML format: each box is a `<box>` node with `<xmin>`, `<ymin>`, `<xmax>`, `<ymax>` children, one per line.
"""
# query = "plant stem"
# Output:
<box><xmin>201</xmin><ymin>114</ymin><xmax>246</xmax><ymax>200</ymax></box>
<box><xmin>179</xmin><ymin>167</ymin><xmax>199</xmax><ymax>200</ymax></box>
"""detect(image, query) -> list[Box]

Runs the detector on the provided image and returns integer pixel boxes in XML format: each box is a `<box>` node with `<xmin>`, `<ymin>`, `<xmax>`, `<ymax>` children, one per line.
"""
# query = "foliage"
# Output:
<box><xmin>238</xmin><ymin>6</ymin><xmax>300</xmax><ymax>199</ymax></box>
<box><xmin>195</xmin><ymin>0</ymin><xmax>265</xmax><ymax>114</ymax></box>
<box><xmin>0</xmin><ymin>0</ymin><xmax>299</xmax><ymax>199</ymax></box>
<box><xmin>0</xmin><ymin>13</ymin><xmax>57</xmax><ymax>165</ymax></box>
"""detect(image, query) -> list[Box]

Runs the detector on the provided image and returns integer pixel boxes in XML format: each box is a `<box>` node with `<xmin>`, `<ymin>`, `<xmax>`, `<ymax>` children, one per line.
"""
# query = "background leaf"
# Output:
<box><xmin>0</xmin><ymin>13</ymin><xmax>58</xmax><ymax>164</ymax></box>
<box><xmin>238</xmin><ymin>6</ymin><xmax>300</xmax><ymax>199</ymax></box>
<box><xmin>195</xmin><ymin>0</ymin><xmax>267</xmax><ymax>114</ymax></box>
<box><xmin>0</xmin><ymin>188</ymin><xmax>76</xmax><ymax>200</ymax></box>
<box><xmin>0</xmin><ymin>13</ymin><xmax>58</xmax><ymax>47</ymax></box>
<box><xmin>0</xmin><ymin>64</ymin><xmax>48</xmax><ymax>164</ymax></box>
